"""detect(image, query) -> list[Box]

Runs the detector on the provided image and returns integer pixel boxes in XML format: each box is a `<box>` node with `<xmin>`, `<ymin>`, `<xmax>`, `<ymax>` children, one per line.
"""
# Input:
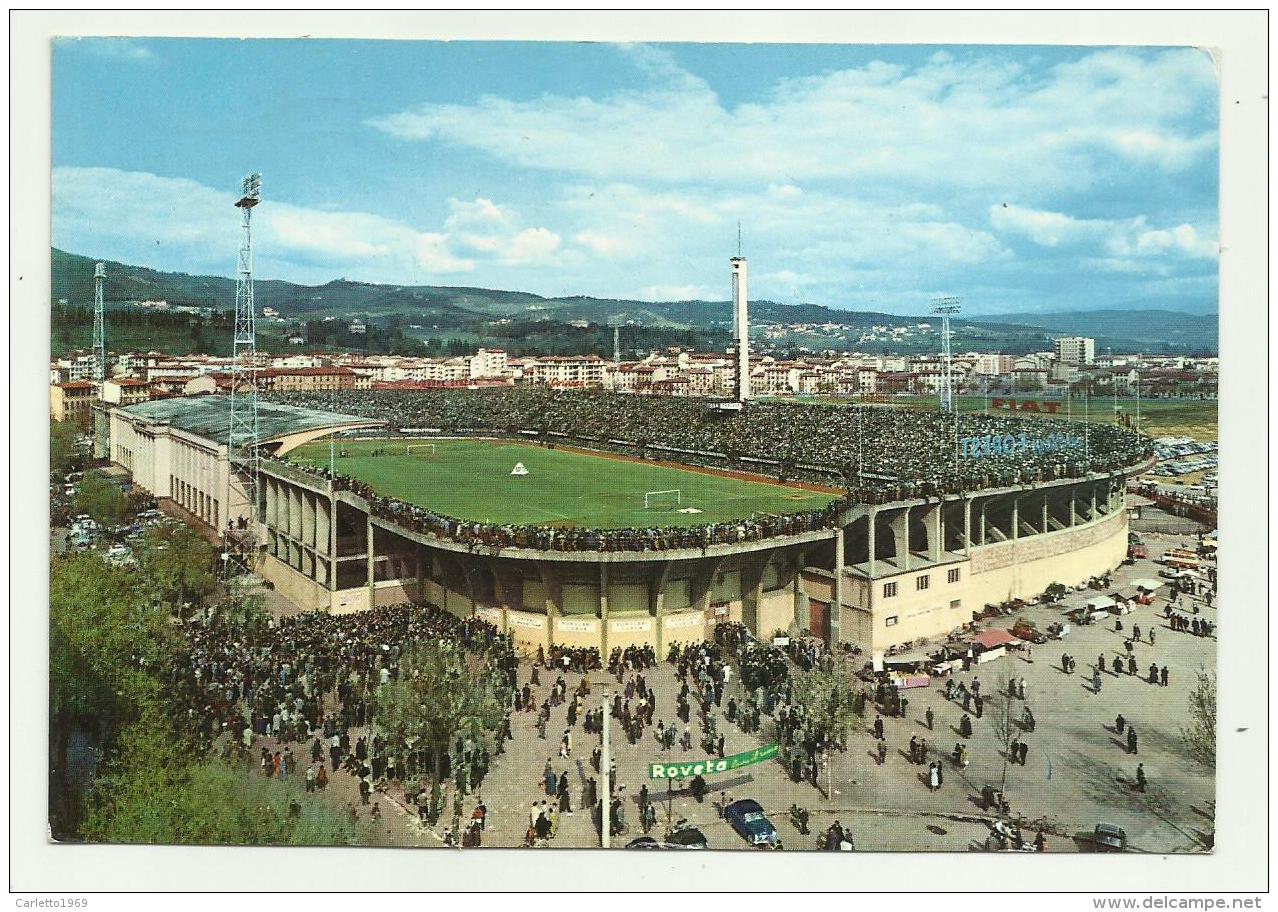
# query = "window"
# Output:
<box><xmin>883</xmin><ymin>582</ymin><xmax>898</xmax><ymax>598</ymax></box>
<box><xmin>950</xmin><ymin>599</ymin><xmax>962</xmax><ymax>610</ymax></box>
<box><xmin>948</xmin><ymin>568</ymin><xmax>961</xmax><ymax>584</ymax></box>
<box><xmin>916</xmin><ymin>574</ymin><xmax>930</xmax><ymax>591</ymax></box>
<box><xmin>885</xmin><ymin>615</ymin><xmax>898</xmax><ymax>627</ymax></box>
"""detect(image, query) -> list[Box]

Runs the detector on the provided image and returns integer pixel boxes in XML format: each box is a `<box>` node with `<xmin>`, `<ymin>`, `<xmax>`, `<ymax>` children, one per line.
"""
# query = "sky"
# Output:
<box><xmin>52</xmin><ymin>39</ymin><xmax>1219</xmax><ymax>315</ymax></box>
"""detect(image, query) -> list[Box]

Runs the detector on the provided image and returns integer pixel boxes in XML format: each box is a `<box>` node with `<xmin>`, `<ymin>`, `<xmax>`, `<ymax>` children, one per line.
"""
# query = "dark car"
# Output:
<box><xmin>625</xmin><ymin>837</ymin><xmax>665</xmax><ymax>850</ymax></box>
<box><xmin>666</xmin><ymin>827</ymin><xmax>709</xmax><ymax>849</ymax></box>
<box><xmin>724</xmin><ymin>798</ymin><xmax>778</xmax><ymax>847</ymax></box>
<box><xmin>1093</xmin><ymin>823</ymin><xmax>1127</xmax><ymax>852</ymax></box>
<box><xmin>625</xmin><ymin>832</ymin><xmax>707</xmax><ymax>850</ymax></box>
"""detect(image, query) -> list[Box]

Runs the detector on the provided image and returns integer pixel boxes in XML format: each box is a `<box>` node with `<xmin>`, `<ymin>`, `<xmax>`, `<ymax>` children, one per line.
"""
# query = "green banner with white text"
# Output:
<box><xmin>648</xmin><ymin>743</ymin><xmax>779</xmax><ymax>780</ymax></box>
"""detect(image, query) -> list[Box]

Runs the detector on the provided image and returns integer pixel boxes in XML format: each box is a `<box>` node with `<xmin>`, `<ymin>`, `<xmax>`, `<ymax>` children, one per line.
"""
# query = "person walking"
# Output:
<box><xmin>876</xmin><ymin>739</ymin><xmax>888</xmax><ymax>766</ymax></box>
<box><xmin>1160</xmin><ymin>666</ymin><xmax>1170</xmax><ymax>687</ymax></box>
<box><xmin>874</xmin><ymin>715</ymin><xmax>885</xmax><ymax>741</ymax></box>
<box><xmin>1135</xmin><ymin>763</ymin><xmax>1147</xmax><ymax>793</ymax></box>
<box><xmin>1093</xmin><ymin>670</ymin><xmax>1103</xmax><ymax>694</ymax></box>
<box><xmin>1017</xmin><ymin>740</ymin><xmax>1028</xmax><ymax>766</ymax></box>
<box><xmin>925</xmin><ymin>707</ymin><xmax>934</xmax><ymax>731</ymax></box>
<box><xmin>959</xmin><ymin>714</ymin><xmax>972</xmax><ymax>739</ymax></box>
<box><xmin>909</xmin><ymin>736</ymin><xmax>919</xmax><ymax>765</ymax></box>
<box><xmin>928</xmin><ymin>762</ymin><xmax>940</xmax><ymax>792</ymax></box>
<box><xmin>1115</xmin><ymin>713</ymin><xmax>1126</xmax><ymax>735</ymax></box>
<box><xmin>1127</xmin><ymin>727</ymin><xmax>1138</xmax><ymax>755</ymax></box>
<box><xmin>558</xmin><ymin>773</ymin><xmax>572</xmax><ymax>815</ymax></box>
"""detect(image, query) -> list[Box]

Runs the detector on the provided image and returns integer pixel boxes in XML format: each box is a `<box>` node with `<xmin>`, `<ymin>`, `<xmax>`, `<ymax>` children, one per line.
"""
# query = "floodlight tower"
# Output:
<box><xmin>227</xmin><ymin>171</ymin><xmax>262</xmax><ymax>569</ymax></box>
<box><xmin>731</xmin><ymin>224</ymin><xmax>750</xmax><ymax>404</ymax></box>
<box><xmin>92</xmin><ymin>262</ymin><xmax>106</xmax><ymax>382</ymax></box>
<box><xmin>931</xmin><ymin>296</ymin><xmax>961</xmax><ymax>413</ymax></box>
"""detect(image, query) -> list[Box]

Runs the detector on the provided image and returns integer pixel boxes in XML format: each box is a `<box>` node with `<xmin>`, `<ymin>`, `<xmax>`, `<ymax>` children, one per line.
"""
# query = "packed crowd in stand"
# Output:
<box><xmin>272</xmin><ymin>387</ymin><xmax>1151</xmax><ymax>493</ymax></box>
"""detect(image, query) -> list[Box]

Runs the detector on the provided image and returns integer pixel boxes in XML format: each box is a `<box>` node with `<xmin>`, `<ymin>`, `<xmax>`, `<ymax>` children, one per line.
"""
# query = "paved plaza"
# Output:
<box><xmin>248</xmin><ymin>528</ymin><xmax>1215</xmax><ymax>853</ymax></box>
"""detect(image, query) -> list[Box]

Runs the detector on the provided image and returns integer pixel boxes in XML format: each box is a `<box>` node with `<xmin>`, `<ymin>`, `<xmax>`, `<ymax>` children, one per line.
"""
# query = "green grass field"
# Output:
<box><xmin>287</xmin><ymin>438</ymin><xmax>838</xmax><ymax>528</ymax></box>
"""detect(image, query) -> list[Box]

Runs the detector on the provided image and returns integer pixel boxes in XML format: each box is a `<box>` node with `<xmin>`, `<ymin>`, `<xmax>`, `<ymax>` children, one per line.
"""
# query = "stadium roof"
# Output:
<box><xmin>118</xmin><ymin>395</ymin><xmax>382</xmax><ymax>446</ymax></box>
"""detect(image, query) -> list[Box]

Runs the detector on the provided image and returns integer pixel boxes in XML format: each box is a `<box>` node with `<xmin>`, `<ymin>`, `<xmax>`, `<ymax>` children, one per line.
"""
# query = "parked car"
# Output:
<box><xmin>1093</xmin><ymin>823</ymin><xmax>1127</xmax><ymax>853</ymax></box>
<box><xmin>665</xmin><ymin>827</ymin><xmax>708</xmax><ymax>849</ymax></box>
<box><xmin>724</xmin><ymin>799</ymin><xmax>778</xmax><ymax>847</ymax></box>
<box><xmin>624</xmin><ymin>835</ymin><xmax>704</xmax><ymax>850</ymax></box>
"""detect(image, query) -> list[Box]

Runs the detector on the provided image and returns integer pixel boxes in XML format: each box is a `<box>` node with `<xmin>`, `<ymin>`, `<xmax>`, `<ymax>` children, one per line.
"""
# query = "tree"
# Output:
<box><xmin>374</xmin><ymin>639</ymin><xmax>511</xmax><ymax>818</ymax></box>
<box><xmin>788</xmin><ymin>660</ymin><xmax>859</xmax><ymax>796</ymax></box>
<box><xmin>1181</xmin><ymin>669</ymin><xmax>1216</xmax><ymax>768</ymax></box>
<box><xmin>135</xmin><ymin>523</ymin><xmax>217</xmax><ymax>615</ymax></box>
<box><xmin>50</xmin><ymin>419</ymin><xmax>85</xmax><ymax>479</ymax></box>
<box><xmin>83</xmin><ymin>704</ymin><xmax>372</xmax><ymax>847</ymax></box>
<box><xmin>75</xmin><ymin>471</ymin><xmax>128</xmax><ymax>528</ymax></box>
<box><xmin>49</xmin><ymin>552</ymin><xmax>180</xmax><ymax>838</ymax></box>
<box><xmin>990</xmin><ymin>673</ymin><xmax>1019</xmax><ymax>799</ymax></box>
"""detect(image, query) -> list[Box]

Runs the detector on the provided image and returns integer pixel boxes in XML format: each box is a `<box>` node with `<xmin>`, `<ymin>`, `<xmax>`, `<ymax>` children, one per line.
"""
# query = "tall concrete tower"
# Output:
<box><xmin>731</xmin><ymin>254</ymin><xmax>750</xmax><ymax>403</ymax></box>
<box><xmin>92</xmin><ymin>262</ymin><xmax>106</xmax><ymax>382</ymax></box>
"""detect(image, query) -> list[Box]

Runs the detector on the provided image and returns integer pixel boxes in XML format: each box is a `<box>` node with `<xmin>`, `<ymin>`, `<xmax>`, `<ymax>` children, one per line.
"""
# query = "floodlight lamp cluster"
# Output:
<box><xmin>237</xmin><ymin>172</ymin><xmax>262</xmax><ymax>208</ymax></box>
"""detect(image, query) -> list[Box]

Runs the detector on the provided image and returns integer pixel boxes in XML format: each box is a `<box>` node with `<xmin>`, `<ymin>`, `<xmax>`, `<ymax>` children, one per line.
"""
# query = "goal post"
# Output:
<box><xmin>405</xmin><ymin>443</ymin><xmax>437</xmax><ymax>457</ymax></box>
<box><xmin>643</xmin><ymin>489</ymin><xmax>682</xmax><ymax>510</ymax></box>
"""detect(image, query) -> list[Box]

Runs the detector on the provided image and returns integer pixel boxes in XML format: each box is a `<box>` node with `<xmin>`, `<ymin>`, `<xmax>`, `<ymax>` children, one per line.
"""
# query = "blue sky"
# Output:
<box><xmin>53</xmin><ymin>39</ymin><xmax>1219</xmax><ymax>315</ymax></box>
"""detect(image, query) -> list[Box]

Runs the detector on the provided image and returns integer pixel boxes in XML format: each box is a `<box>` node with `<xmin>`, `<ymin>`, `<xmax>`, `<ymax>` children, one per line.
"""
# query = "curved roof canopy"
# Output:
<box><xmin>117</xmin><ymin>395</ymin><xmax>383</xmax><ymax>450</ymax></box>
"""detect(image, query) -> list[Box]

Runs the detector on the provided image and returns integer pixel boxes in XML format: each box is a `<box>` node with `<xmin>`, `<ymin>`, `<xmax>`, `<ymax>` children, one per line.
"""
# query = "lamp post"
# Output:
<box><xmin>601</xmin><ymin>689</ymin><xmax>612</xmax><ymax>848</ymax></box>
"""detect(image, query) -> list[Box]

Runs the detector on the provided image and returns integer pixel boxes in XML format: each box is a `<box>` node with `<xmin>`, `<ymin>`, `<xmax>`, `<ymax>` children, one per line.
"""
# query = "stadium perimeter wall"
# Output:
<box><xmin>803</xmin><ymin>506</ymin><xmax>1128</xmax><ymax>658</ymax></box>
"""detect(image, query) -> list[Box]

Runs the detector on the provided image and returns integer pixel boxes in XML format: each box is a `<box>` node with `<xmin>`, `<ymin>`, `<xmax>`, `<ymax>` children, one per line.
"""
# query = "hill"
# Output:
<box><xmin>51</xmin><ymin>248</ymin><xmax>1217</xmax><ymax>355</ymax></box>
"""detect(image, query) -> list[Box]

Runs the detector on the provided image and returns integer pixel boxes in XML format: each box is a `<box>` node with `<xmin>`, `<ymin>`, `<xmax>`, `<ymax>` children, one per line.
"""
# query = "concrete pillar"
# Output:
<box><xmin>366</xmin><ymin>515</ymin><xmax>376</xmax><ymax>601</ymax></box>
<box><xmin>652</xmin><ymin>561</ymin><xmax>672</xmax><ymax>658</ymax></box>
<box><xmin>963</xmin><ymin>497</ymin><xmax>973</xmax><ymax>555</ymax></box>
<box><xmin>831</xmin><ymin>526</ymin><xmax>844</xmax><ymax>645</ymax></box>
<box><xmin>599</xmin><ymin>563</ymin><xmax>610</xmax><ymax>659</ymax></box>
<box><xmin>316</xmin><ymin>497</ymin><xmax>331</xmax><ymax>557</ymax></box>
<box><xmin>302</xmin><ymin>491</ymin><xmax>316</xmax><ymax>549</ymax></box>
<box><xmin>929</xmin><ymin>502</ymin><xmax>942</xmax><ymax>562</ymax></box>
<box><xmin>1011</xmin><ymin>495</ymin><xmax>1020</xmax><ymax>541</ymax></box>
<box><xmin>1090</xmin><ymin>486</ymin><xmax>1098</xmax><ymax>521</ymax></box>
<box><xmin>888</xmin><ymin>507</ymin><xmax>910</xmax><ymax>572</ymax></box>
<box><xmin>538</xmin><ymin>562</ymin><xmax>559</xmax><ymax>652</ymax></box>
<box><xmin>794</xmin><ymin>548</ymin><xmax>810</xmax><ymax>634</ymax></box>
<box><xmin>867</xmin><ymin>510</ymin><xmax>877</xmax><ymax>578</ymax></box>
<box><xmin>743</xmin><ymin>556</ymin><xmax>764</xmax><ymax>637</ymax></box>
<box><xmin>979</xmin><ymin>500</ymin><xmax>987</xmax><ymax>545</ymax></box>
<box><xmin>277</xmin><ymin>480</ymin><xmax>289</xmax><ymax>538</ymax></box>
<box><xmin>1069</xmin><ymin>490</ymin><xmax>1077</xmax><ymax>527</ymax></box>
<box><xmin>265</xmin><ymin>478</ymin><xmax>276</xmax><ymax>529</ymax></box>
<box><xmin>1041</xmin><ymin>496</ymin><xmax>1049</xmax><ymax>535</ymax></box>
<box><xmin>290</xmin><ymin>485</ymin><xmax>303</xmax><ymax>541</ymax></box>
<box><xmin>328</xmin><ymin>495</ymin><xmax>338</xmax><ymax>585</ymax></box>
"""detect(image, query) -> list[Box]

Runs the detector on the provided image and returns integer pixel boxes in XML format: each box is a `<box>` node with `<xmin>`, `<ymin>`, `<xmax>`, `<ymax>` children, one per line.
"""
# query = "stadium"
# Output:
<box><xmin>108</xmin><ymin>389</ymin><xmax>1154</xmax><ymax>663</ymax></box>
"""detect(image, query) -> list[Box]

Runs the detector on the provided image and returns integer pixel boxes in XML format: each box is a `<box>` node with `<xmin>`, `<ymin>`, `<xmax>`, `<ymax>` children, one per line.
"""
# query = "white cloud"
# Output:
<box><xmin>990</xmin><ymin>203</ymin><xmax>1217</xmax><ymax>262</ymax></box>
<box><xmin>368</xmin><ymin>46</ymin><xmax>1216</xmax><ymax>194</ymax></box>
<box><xmin>502</xmin><ymin>227</ymin><xmax>561</xmax><ymax>266</ymax></box>
<box><xmin>52</xmin><ymin>167</ymin><xmax>585</xmax><ymax>282</ymax></box>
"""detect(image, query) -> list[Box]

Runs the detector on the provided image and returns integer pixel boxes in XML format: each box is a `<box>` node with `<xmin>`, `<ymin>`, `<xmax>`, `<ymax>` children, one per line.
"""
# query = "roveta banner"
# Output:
<box><xmin>648</xmin><ymin>743</ymin><xmax>779</xmax><ymax>779</ymax></box>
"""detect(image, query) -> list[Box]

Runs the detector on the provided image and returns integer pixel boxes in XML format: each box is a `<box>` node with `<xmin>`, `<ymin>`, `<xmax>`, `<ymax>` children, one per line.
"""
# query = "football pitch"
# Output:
<box><xmin>287</xmin><ymin>438</ymin><xmax>838</xmax><ymax>528</ymax></box>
